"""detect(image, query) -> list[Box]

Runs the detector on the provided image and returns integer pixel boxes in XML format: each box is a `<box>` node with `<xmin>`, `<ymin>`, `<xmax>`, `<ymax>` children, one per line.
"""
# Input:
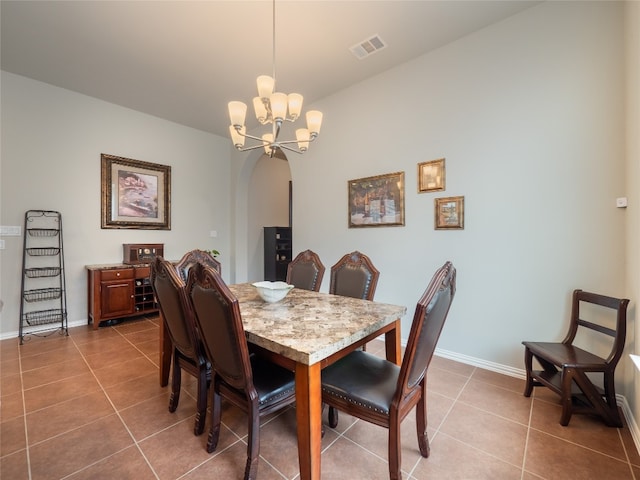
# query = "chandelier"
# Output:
<box><xmin>227</xmin><ymin>0</ymin><xmax>323</xmax><ymax>157</ymax></box>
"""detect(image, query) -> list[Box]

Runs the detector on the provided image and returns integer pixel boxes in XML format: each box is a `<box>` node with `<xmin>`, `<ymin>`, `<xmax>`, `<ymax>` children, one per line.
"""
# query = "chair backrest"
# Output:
<box><xmin>329</xmin><ymin>251</ymin><xmax>380</xmax><ymax>300</ymax></box>
<box><xmin>187</xmin><ymin>263</ymin><xmax>253</xmax><ymax>392</ymax></box>
<box><xmin>286</xmin><ymin>249</ymin><xmax>325</xmax><ymax>291</ymax></box>
<box><xmin>150</xmin><ymin>256</ymin><xmax>205</xmax><ymax>363</ymax></box>
<box><xmin>175</xmin><ymin>249</ymin><xmax>221</xmax><ymax>283</ymax></box>
<box><xmin>396</xmin><ymin>261</ymin><xmax>456</xmax><ymax>398</ymax></box>
<box><xmin>563</xmin><ymin>289</ymin><xmax>629</xmax><ymax>366</ymax></box>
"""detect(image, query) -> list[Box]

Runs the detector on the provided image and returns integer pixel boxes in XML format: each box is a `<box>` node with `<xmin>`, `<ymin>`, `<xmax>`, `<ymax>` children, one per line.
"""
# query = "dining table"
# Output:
<box><xmin>158</xmin><ymin>283</ymin><xmax>407</xmax><ymax>480</ymax></box>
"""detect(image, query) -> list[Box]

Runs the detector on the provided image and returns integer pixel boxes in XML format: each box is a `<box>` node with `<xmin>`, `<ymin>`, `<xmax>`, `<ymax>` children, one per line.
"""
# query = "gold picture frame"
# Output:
<box><xmin>418</xmin><ymin>158</ymin><xmax>445</xmax><ymax>193</ymax></box>
<box><xmin>348</xmin><ymin>171</ymin><xmax>405</xmax><ymax>228</ymax></box>
<box><xmin>101</xmin><ymin>153</ymin><xmax>171</xmax><ymax>230</ymax></box>
<box><xmin>435</xmin><ymin>196</ymin><xmax>464</xmax><ymax>230</ymax></box>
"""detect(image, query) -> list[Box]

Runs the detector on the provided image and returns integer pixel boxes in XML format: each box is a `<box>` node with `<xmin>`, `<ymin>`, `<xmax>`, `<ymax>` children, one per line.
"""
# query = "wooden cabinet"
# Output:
<box><xmin>264</xmin><ymin>226</ymin><xmax>292</xmax><ymax>282</ymax></box>
<box><xmin>87</xmin><ymin>264</ymin><xmax>157</xmax><ymax>329</ymax></box>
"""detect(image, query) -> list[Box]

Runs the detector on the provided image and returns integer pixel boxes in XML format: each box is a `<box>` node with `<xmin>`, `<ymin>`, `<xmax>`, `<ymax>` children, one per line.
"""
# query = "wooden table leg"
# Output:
<box><xmin>385</xmin><ymin>318</ymin><xmax>402</xmax><ymax>365</ymax></box>
<box><xmin>295</xmin><ymin>362</ymin><xmax>322</xmax><ymax>480</ymax></box>
<box><xmin>159</xmin><ymin>312</ymin><xmax>171</xmax><ymax>386</ymax></box>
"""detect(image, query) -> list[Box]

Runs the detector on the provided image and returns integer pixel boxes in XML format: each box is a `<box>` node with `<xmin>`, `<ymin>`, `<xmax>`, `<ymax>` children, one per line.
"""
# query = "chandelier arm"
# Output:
<box><xmin>276</xmin><ymin>139</ymin><xmax>307</xmax><ymax>146</ymax></box>
<box><xmin>233</xmin><ymin>129</ymin><xmax>266</xmax><ymax>143</ymax></box>
<box><xmin>235</xmin><ymin>144</ymin><xmax>270</xmax><ymax>153</ymax></box>
<box><xmin>278</xmin><ymin>144</ymin><xmax>303</xmax><ymax>154</ymax></box>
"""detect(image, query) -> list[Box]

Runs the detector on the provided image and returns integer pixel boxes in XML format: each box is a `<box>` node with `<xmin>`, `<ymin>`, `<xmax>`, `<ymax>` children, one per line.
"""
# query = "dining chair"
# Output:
<box><xmin>522</xmin><ymin>289</ymin><xmax>629</xmax><ymax>427</ymax></box>
<box><xmin>327</xmin><ymin>250</ymin><xmax>381</xmax><ymax>425</ymax></box>
<box><xmin>286</xmin><ymin>249</ymin><xmax>325</xmax><ymax>291</ymax></box>
<box><xmin>321</xmin><ymin>261</ymin><xmax>456</xmax><ymax>480</ymax></box>
<box><xmin>175</xmin><ymin>248</ymin><xmax>221</xmax><ymax>283</ymax></box>
<box><xmin>329</xmin><ymin>250</ymin><xmax>379</xmax><ymax>301</ymax></box>
<box><xmin>186</xmin><ymin>263</ymin><xmax>296</xmax><ymax>480</ymax></box>
<box><xmin>150</xmin><ymin>256</ymin><xmax>210</xmax><ymax>436</ymax></box>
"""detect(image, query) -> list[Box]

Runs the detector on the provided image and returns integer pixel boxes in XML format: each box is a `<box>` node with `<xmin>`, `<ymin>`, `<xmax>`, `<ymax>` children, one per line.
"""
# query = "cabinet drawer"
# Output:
<box><xmin>134</xmin><ymin>266</ymin><xmax>150</xmax><ymax>278</ymax></box>
<box><xmin>100</xmin><ymin>269</ymin><xmax>134</xmax><ymax>281</ymax></box>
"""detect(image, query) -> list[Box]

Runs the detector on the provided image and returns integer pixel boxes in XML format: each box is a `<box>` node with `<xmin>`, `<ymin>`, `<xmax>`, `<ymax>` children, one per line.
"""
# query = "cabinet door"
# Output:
<box><xmin>100</xmin><ymin>279</ymin><xmax>134</xmax><ymax>319</ymax></box>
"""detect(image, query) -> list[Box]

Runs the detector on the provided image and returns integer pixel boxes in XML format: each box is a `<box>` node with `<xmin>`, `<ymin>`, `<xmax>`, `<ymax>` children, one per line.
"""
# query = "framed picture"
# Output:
<box><xmin>418</xmin><ymin>158</ymin><xmax>445</xmax><ymax>193</ymax></box>
<box><xmin>435</xmin><ymin>196</ymin><xmax>464</xmax><ymax>230</ymax></box>
<box><xmin>348</xmin><ymin>171</ymin><xmax>405</xmax><ymax>228</ymax></box>
<box><xmin>101</xmin><ymin>154</ymin><xmax>171</xmax><ymax>230</ymax></box>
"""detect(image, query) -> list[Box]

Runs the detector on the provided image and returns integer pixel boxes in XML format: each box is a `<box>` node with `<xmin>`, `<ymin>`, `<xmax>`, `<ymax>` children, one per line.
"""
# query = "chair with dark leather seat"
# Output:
<box><xmin>321</xmin><ymin>261</ymin><xmax>456</xmax><ymax>480</ymax></box>
<box><xmin>329</xmin><ymin>250</ymin><xmax>379</xmax><ymax>301</ymax></box>
<box><xmin>522</xmin><ymin>289</ymin><xmax>629</xmax><ymax>427</ymax></box>
<box><xmin>150</xmin><ymin>256</ymin><xmax>210</xmax><ymax>436</ymax></box>
<box><xmin>175</xmin><ymin>248</ymin><xmax>221</xmax><ymax>283</ymax></box>
<box><xmin>327</xmin><ymin>250</ymin><xmax>380</xmax><ymax>426</ymax></box>
<box><xmin>286</xmin><ymin>249</ymin><xmax>325</xmax><ymax>291</ymax></box>
<box><xmin>186</xmin><ymin>263</ymin><xmax>296</xmax><ymax>480</ymax></box>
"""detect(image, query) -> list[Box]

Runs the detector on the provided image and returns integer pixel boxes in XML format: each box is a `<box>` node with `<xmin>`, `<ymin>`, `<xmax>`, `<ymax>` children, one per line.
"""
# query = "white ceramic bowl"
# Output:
<box><xmin>252</xmin><ymin>281</ymin><xmax>294</xmax><ymax>303</ymax></box>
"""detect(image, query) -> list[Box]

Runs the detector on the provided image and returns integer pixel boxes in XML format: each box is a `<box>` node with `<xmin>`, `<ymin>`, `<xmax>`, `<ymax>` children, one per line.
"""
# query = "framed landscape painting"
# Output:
<box><xmin>348</xmin><ymin>171</ymin><xmax>405</xmax><ymax>228</ymax></box>
<box><xmin>101</xmin><ymin>154</ymin><xmax>171</xmax><ymax>230</ymax></box>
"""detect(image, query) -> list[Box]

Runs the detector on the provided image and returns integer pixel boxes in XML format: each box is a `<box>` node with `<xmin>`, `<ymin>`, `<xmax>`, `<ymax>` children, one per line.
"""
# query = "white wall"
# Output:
<box><xmin>625</xmin><ymin>0</ymin><xmax>640</xmax><ymax>427</ymax></box>
<box><xmin>0</xmin><ymin>72</ymin><xmax>232</xmax><ymax>335</ymax></box>
<box><xmin>286</xmin><ymin>1</ymin><xmax>628</xmax><ymax>371</ymax></box>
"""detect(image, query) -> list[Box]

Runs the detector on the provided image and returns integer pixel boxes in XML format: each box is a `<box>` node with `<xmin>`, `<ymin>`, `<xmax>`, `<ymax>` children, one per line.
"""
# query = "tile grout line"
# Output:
<box><xmin>616</xmin><ymin>426</ymin><xmax>638</xmax><ymax>480</ymax></box>
<box><xmin>405</xmin><ymin>364</ymin><xmax>477</xmax><ymax>479</ymax></box>
<box><xmin>68</xmin><ymin>328</ymin><xmax>163</xmax><ymax>480</ymax></box>
<box><xmin>17</xmin><ymin>344</ymin><xmax>33</xmax><ymax>480</ymax></box>
<box><xmin>521</xmin><ymin>386</ymin><xmax>535</xmax><ymax>479</ymax></box>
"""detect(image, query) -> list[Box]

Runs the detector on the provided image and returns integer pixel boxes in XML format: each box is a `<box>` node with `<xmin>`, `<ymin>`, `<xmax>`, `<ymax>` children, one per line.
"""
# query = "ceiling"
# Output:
<box><xmin>1</xmin><ymin>1</ymin><xmax>540</xmax><ymax>138</ymax></box>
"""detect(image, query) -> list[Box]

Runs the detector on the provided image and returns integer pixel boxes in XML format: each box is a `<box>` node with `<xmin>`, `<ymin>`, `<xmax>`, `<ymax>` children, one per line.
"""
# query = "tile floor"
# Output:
<box><xmin>2</xmin><ymin>315</ymin><xmax>640</xmax><ymax>480</ymax></box>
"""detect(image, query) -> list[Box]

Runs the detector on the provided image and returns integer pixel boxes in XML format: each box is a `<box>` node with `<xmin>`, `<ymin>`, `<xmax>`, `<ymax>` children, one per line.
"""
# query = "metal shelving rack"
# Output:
<box><xmin>19</xmin><ymin>210</ymin><xmax>68</xmax><ymax>343</ymax></box>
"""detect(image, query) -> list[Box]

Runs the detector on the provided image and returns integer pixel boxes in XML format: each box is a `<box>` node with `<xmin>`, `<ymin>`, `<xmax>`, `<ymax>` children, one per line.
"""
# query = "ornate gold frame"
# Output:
<box><xmin>418</xmin><ymin>158</ymin><xmax>445</xmax><ymax>193</ymax></box>
<box><xmin>435</xmin><ymin>196</ymin><xmax>464</xmax><ymax>230</ymax></box>
<box><xmin>101</xmin><ymin>153</ymin><xmax>171</xmax><ymax>230</ymax></box>
<box><xmin>348</xmin><ymin>171</ymin><xmax>405</xmax><ymax>228</ymax></box>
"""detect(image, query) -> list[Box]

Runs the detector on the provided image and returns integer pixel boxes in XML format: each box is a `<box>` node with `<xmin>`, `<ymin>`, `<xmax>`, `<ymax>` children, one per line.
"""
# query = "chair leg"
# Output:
<box><xmin>603</xmin><ymin>372</ymin><xmax>623</xmax><ymax>426</ymax></box>
<box><xmin>194</xmin><ymin>368</ymin><xmax>208</xmax><ymax>436</ymax></box>
<box><xmin>206</xmin><ymin>384</ymin><xmax>222</xmax><ymax>453</ymax></box>
<box><xmin>523</xmin><ymin>347</ymin><xmax>534</xmax><ymax>397</ymax></box>
<box><xmin>328</xmin><ymin>406</ymin><xmax>339</xmax><ymax>428</ymax></box>
<box><xmin>169</xmin><ymin>352</ymin><xmax>181</xmax><ymax>413</ymax></box>
<box><xmin>416</xmin><ymin>380</ymin><xmax>430</xmax><ymax>458</ymax></box>
<box><xmin>388</xmin><ymin>412</ymin><xmax>403</xmax><ymax>480</ymax></box>
<box><xmin>244</xmin><ymin>403</ymin><xmax>260</xmax><ymax>480</ymax></box>
<box><xmin>559</xmin><ymin>368</ymin><xmax>574</xmax><ymax>426</ymax></box>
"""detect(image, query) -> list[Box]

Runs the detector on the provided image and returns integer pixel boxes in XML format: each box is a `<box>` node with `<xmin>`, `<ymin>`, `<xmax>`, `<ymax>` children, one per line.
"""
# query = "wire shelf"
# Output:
<box><xmin>23</xmin><ymin>309</ymin><xmax>65</xmax><ymax>326</ymax></box>
<box><xmin>23</xmin><ymin>288</ymin><xmax>62</xmax><ymax>302</ymax></box>
<box><xmin>26</xmin><ymin>247</ymin><xmax>60</xmax><ymax>256</ymax></box>
<box><xmin>27</xmin><ymin>228</ymin><xmax>59</xmax><ymax>237</ymax></box>
<box><xmin>25</xmin><ymin>267</ymin><xmax>61</xmax><ymax>278</ymax></box>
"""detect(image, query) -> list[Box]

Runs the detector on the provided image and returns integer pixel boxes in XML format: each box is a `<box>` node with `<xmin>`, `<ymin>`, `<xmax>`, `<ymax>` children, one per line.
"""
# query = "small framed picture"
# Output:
<box><xmin>435</xmin><ymin>196</ymin><xmax>464</xmax><ymax>230</ymax></box>
<box><xmin>418</xmin><ymin>158</ymin><xmax>445</xmax><ymax>193</ymax></box>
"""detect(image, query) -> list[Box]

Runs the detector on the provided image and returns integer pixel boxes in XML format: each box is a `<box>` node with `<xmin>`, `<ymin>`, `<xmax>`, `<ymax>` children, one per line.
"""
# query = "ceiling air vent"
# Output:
<box><xmin>349</xmin><ymin>34</ymin><xmax>387</xmax><ymax>60</ymax></box>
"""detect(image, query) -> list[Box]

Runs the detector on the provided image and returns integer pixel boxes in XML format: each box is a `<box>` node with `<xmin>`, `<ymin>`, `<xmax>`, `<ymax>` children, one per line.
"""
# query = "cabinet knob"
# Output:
<box><xmin>116</xmin><ymin>272</ymin><xmax>120</xmax><ymax>277</ymax></box>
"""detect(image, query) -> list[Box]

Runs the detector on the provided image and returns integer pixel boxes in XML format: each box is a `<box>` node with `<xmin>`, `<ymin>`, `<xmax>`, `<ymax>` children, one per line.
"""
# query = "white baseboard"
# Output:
<box><xmin>1</xmin><ymin>318</ymin><xmax>88</xmax><ymax>341</ymax></box>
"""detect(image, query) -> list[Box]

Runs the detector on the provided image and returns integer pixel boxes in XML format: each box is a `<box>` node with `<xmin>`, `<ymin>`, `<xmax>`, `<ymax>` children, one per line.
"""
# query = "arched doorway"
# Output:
<box><xmin>233</xmin><ymin>149</ymin><xmax>292</xmax><ymax>283</ymax></box>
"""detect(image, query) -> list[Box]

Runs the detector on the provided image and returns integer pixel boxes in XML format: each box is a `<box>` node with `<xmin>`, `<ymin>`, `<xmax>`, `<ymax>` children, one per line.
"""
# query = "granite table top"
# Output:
<box><xmin>229</xmin><ymin>283</ymin><xmax>407</xmax><ymax>365</ymax></box>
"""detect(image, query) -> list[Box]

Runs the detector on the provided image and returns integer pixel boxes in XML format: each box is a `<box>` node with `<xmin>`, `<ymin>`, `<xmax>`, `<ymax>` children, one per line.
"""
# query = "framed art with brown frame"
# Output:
<box><xmin>435</xmin><ymin>196</ymin><xmax>464</xmax><ymax>230</ymax></box>
<box><xmin>418</xmin><ymin>158</ymin><xmax>445</xmax><ymax>193</ymax></box>
<box><xmin>101</xmin><ymin>153</ymin><xmax>171</xmax><ymax>230</ymax></box>
<box><xmin>348</xmin><ymin>171</ymin><xmax>405</xmax><ymax>228</ymax></box>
